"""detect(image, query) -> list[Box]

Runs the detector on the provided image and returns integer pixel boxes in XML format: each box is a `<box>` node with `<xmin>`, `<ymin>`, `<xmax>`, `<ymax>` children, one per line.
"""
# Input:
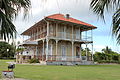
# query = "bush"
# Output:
<box><xmin>97</xmin><ymin>60</ymin><xmax>119</xmax><ymax>64</ymax></box>
<box><xmin>28</xmin><ymin>58</ymin><xmax>39</xmax><ymax>63</ymax></box>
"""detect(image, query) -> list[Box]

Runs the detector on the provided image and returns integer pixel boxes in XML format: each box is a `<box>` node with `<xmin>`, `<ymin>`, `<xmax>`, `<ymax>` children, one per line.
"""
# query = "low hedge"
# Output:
<box><xmin>28</xmin><ymin>58</ymin><xmax>39</xmax><ymax>63</ymax></box>
<box><xmin>97</xmin><ymin>60</ymin><xmax>120</xmax><ymax>64</ymax></box>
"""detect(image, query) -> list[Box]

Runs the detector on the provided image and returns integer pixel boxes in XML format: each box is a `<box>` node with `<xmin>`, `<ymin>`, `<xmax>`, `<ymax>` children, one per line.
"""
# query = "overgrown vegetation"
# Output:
<box><xmin>28</xmin><ymin>58</ymin><xmax>39</xmax><ymax>63</ymax></box>
<box><xmin>93</xmin><ymin>46</ymin><xmax>120</xmax><ymax>63</ymax></box>
<box><xmin>0</xmin><ymin>42</ymin><xmax>15</xmax><ymax>59</ymax></box>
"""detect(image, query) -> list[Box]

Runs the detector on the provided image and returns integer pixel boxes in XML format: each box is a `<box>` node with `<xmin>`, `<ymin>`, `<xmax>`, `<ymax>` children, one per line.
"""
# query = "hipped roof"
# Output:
<box><xmin>21</xmin><ymin>14</ymin><xmax>97</xmax><ymax>35</ymax></box>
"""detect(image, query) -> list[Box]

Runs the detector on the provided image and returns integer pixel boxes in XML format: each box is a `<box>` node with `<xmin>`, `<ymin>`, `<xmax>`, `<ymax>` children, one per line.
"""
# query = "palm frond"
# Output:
<box><xmin>0</xmin><ymin>0</ymin><xmax>31</xmax><ymax>41</ymax></box>
<box><xmin>0</xmin><ymin>10</ymin><xmax>16</xmax><ymax>40</ymax></box>
<box><xmin>112</xmin><ymin>9</ymin><xmax>120</xmax><ymax>44</ymax></box>
<box><xmin>90</xmin><ymin>0</ymin><xmax>120</xmax><ymax>44</ymax></box>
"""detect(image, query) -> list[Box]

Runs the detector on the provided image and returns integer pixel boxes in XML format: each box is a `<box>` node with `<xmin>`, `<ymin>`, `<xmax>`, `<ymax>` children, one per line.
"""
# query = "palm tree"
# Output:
<box><xmin>102</xmin><ymin>46</ymin><xmax>112</xmax><ymax>60</ymax></box>
<box><xmin>90</xmin><ymin>0</ymin><xmax>120</xmax><ymax>44</ymax></box>
<box><xmin>0</xmin><ymin>0</ymin><xmax>31</xmax><ymax>41</ymax></box>
<box><xmin>102</xmin><ymin>46</ymin><xmax>112</xmax><ymax>54</ymax></box>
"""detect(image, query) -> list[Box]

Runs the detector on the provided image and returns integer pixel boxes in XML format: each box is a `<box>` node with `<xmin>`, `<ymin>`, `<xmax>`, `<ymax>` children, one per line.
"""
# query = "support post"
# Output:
<box><xmin>56</xmin><ymin>23</ymin><xmax>58</xmax><ymax>38</ymax></box>
<box><xmin>36</xmin><ymin>46</ymin><xmax>38</xmax><ymax>59</ymax></box>
<box><xmin>91</xmin><ymin>29</ymin><xmax>94</xmax><ymax>61</ymax></box>
<box><xmin>47</xmin><ymin>22</ymin><xmax>49</xmax><ymax>37</ymax></box>
<box><xmin>79</xmin><ymin>27</ymin><xmax>80</xmax><ymax>40</ymax></box>
<box><xmin>56</xmin><ymin>40</ymin><xmax>58</xmax><ymax>61</ymax></box>
<box><xmin>72</xmin><ymin>25</ymin><xmax>74</xmax><ymax>39</ymax></box>
<box><xmin>72</xmin><ymin>42</ymin><xmax>74</xmax><ymax>61</ymax></box>
<box><xmin>80</xmin><ymin>44</ymin><xmax>82</xmax><ymax>60</ymax></box>
<box><xmin>46</xmin><ymin>21</ymin><xmax>49</xmax><ymax>61</ymax></box>
<box><xmin>80</xmin><ymin>28</ymin><xmax>82</xmax><ymax>40</ymax></box>
<box><xmin>32</xmin><ymin>30</ymin><xmax>33</xmax><ymax>40</ymax></box>
<box><xmin>85</xmin><ymin>44</ymin><xmax>88</xmax><ymax>61</ymax></box>
<box><xmin>92</xmin><ymin>43</ymin><xmax>94</xmax><ymax>61</ymax></box>
<box><xmin>42</xmin><ymin>40</ymin><xmax>45</xmax><ymax>61</ymax></box>
<box><xmin>37</xmin><ymin>27</ymin><xmax>39</xmax><ymax>39</ymax></box>
<box><xmin>46</xmin><ymin>39</ymin><xmax>49</xmax><ymax>61</ymax></box>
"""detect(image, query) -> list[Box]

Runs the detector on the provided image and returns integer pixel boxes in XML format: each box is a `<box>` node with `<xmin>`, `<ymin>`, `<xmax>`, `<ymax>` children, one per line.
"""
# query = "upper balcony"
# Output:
<box><xmin>24</xmin><ymin>30</ymin><xmax>92</xmax><ymax>43</ymax></box>
<box><xmin>48</xmin><ymin>31</ymin><xmax>92</xmax><ymax>42</ymax></box>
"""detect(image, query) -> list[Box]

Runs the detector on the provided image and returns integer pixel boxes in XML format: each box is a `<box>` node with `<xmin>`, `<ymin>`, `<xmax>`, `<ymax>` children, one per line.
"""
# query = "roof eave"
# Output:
<box><xmin>45</xmin><ymin>17</ymin><xmax>97</xmax><ymax>30</ymax></box>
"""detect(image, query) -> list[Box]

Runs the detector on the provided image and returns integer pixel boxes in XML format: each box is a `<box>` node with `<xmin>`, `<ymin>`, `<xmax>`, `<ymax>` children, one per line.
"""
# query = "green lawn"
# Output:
<box><xmin>0</xmin><ymin>60</ymin><xmax>120</xmax><ymax>80</ymax></box>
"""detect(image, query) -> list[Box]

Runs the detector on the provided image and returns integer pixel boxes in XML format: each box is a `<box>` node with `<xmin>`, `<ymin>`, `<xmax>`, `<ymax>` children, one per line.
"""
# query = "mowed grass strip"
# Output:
<box><xmin>0</xmin><ymin>60</ymin><xmax>120</xmax><ymax>80</ymax></box>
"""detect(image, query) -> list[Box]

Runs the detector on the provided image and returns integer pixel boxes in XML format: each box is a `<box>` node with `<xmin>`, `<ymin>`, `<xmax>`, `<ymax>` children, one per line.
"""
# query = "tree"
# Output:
<box><xmin>94</xmin><ymin>52</ymin><xmax>105</xmax><ymax>61</ymax></box>
<box><xmin>102</xmin><ymin>46</ymin><xmax>112</xmax><ymax>54</ymax></box>
<box><xmin>0</xmin><ymin>42</ymin><xmax>15</xmax><ymax>59</ymax></box>
<box><xmin>16</xmin><ymin>47</ymin><xmax>25</xmax><ymax>54</ymax></box>
<box><xmin>94</xmin><ymin>46</ymin><xmax>119</xmax><ymax>62</ymax></box>
<box><xmin>0</xmin><ymin>0</ymin><xmax>31</xmax><ymax>40</ymax></box>
<box><xmin>90</xmin><ymin>0</ymin><xmax>120</xmax><ymax>44</ymax></box>
<box><xmin>81</xmin><ymin>48</ymin><xmax>91</xmax><ymax>56</ymax></box>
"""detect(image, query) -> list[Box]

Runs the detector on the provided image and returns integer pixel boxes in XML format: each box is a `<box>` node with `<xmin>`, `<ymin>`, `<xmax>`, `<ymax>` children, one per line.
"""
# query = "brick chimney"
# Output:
<box><xmin>65</xmin><ymin>14</ymin><xmax>70</xmax><ymax>19</ymax></box>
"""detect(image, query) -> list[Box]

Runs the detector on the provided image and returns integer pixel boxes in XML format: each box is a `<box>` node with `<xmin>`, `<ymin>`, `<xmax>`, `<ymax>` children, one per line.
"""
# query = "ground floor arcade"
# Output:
<box><xmin>16</xmin><ymin>39</ymin><xmax>93</xmax><ymax>65</ymax></box>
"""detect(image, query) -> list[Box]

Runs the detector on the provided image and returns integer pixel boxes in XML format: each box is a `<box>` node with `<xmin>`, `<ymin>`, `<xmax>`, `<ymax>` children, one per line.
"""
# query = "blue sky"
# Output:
<box><xmin>14</xmin><ymin>0</ymin><xmax>120</xmax><ymax>53</ymax></box>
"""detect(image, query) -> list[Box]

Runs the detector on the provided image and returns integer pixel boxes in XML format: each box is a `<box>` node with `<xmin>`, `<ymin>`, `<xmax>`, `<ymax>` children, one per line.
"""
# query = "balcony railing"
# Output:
<box><xmin>56</xmin><ymin>32</ymin><xmax>92</xmax><ymax>41</ymax></box>
<box><xmin>24</xmin><ymin>32</ymin><xmax>92</xmax><ymax>42</ymax></box>
<box><xmin>37</xmin><ymin>55</ymin><xmax>92</xmax><ymax>61</ymax></box>
<box><xmin>57</xmin><ymin>32</ymin><xmax>72</xmax><ymax>39</ymax></box>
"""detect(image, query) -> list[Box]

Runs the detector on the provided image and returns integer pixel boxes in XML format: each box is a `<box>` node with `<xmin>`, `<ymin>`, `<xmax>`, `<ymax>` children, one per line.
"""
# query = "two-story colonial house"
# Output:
<box><xmin>16</xmin><ymin>14</ymin><xmax>97</xmax><ymax>65</ymax></box>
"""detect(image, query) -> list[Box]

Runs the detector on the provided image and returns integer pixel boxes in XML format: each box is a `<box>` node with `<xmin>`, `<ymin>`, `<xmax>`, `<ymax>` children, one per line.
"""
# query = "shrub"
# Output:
<box><xmin>28</xmin><ymin>58</ymin><xmax>39</xmax><ymax>63</ymax></box>
<box><xmin>97</xmin><ymin>60</ymin><xmax>119</xmax><ymax>64</ymax></box>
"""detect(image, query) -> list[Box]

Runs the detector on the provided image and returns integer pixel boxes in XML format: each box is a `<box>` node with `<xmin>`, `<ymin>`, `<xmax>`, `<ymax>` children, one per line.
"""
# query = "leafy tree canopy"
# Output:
<box><xmin>0</xmin><ymin>41</ymin><xmax>15</xmax><ymax>58</ymax></box>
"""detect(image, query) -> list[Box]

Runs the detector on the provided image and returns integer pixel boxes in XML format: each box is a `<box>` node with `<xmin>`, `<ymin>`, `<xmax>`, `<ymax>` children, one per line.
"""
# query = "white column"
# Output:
<box><xmin>56</xmin><ymin>40</ymin><xmax>58</xmax><ymax>61</ymax></box>
<box><xmin>79</xmin><ymin>44</ymin><xmax>82</xmax><ymax>60</ymax></box>
<box><xmin>32</xmin><ymin>30</ymin><xmax>34</xmax><ymax>40</ymax></box>
<box><xmin>91</xmin><ymin>29</ymin><xmax>94</xmax><ymax>61</ymax></box>
<box><xmin>47</xmin><ymin>22</ymin><xmax>49</xmax><ymax>37</ymax></box>
<box><xmin>46</xmin><ymin>21</ymin><xmax>49</xmax><ymax>61</ymax></box>
<box><xmin>86</xmin><ymin>44</ymin><xmax>88</xmax><ymax>61</ymax></box>
<box><xmin>42</xmin><ymin>40</ymin><xmax>45</xmax><ymax>61</ymax></box>
<box><xmin>80</xmin><ymin>28</ymin><xmax>82</xmax><ymax>40</ymax></box>
<box><xmin>56</xmin><ymin>23</ymin><xmax>58</xmax><ymax>37</ymax></box>
<box><xmin>36</xmin><ymin>46</ymin><xmax>38</xmax><ymax>59</ymax></box>
<box><xmin>79</xmin><ymin>27</ymin><xmax>80</xmax><ymax>40</ymax></box>
<box><xmin>91</xmin><ymin>43</ymin><xmax>93</xmax><ymax>61</ymax></box>
<box><xmin>72</xmin><ymin>42</ymin><xmax>74</xmax><ymax>61</ymax></box>
<box><xmin>37</xmin><ymin>27</ymin><xmax>39</xmax><ymax>39</ymax></box>
<box><xmin>46</xmin><ymin>39</ymin><xmax>49</xmax><ymax>61</ymax></box>
<box><xmin>72</xmin><ymin>25</ymin><xmax>74</xmax><ymax>39</ymax></box>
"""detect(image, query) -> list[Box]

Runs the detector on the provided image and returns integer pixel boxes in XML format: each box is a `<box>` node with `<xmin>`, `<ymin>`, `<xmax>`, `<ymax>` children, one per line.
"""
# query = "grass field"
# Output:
<box><xmin>0</xmin><ymin>60</ymin><xmax>120</xmax><ymax>80</ymax></box>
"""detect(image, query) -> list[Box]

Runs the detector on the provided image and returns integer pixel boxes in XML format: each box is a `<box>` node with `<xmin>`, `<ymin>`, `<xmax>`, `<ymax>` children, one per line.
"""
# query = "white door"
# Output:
<box><xmin>61</xmin><ymin>45</ymin><xmax>66</xmax><ymax>60</ymax></box>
